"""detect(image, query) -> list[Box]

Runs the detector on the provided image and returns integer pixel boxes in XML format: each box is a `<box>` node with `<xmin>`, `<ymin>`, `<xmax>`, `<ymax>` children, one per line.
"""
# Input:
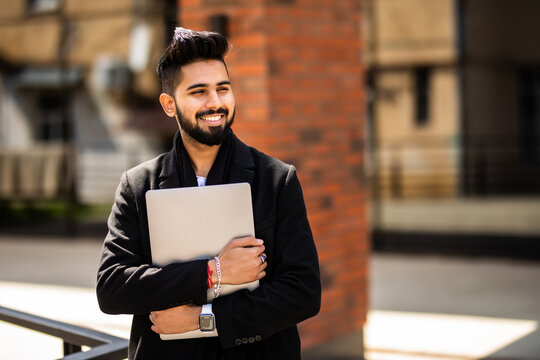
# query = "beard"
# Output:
<box><xmin>175</xmin><ymin>104</ymin><xmax>235</xmax><ymax>146</ymax></box>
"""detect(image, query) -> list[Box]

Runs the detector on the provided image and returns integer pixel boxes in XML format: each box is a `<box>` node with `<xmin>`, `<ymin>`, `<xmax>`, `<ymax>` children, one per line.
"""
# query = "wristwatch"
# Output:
<box><xmin>199</xmin><ymin>304</ymin><xmax>215</xmax><ymax>332</ymax></box>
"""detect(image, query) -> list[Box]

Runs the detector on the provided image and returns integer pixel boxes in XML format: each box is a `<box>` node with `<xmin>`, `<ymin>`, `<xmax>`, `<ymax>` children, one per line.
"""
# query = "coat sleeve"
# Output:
<box><xmin>212</xmin><ymin>165</ymin><xmax>321</xmax><ymax>348</ymax></box>
<box><xmin>96</xmin><ymin>171</ymin><xmax>208</xmax><ymax>315</ymax></box>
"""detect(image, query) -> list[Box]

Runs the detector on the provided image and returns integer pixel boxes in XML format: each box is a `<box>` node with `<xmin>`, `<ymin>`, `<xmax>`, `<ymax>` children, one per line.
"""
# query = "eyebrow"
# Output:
<box><xmin>186</xmin><ymin>81</ymin><xmax>231</xmax><ymax>91</ymax></box>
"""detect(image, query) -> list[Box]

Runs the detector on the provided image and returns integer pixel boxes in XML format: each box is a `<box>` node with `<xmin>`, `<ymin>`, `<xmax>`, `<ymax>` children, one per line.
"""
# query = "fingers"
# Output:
<box><xmin>219</xmin><ymin>237</ymin><xmax>265</xmax><ymax>262</ymax></box>
<box><xmin>230</xmin><ymin>236</ymin><xmax>263</xmax><ymax>248</ymax></box>
<box><xmin>149</xmin><ymin>312</ymin><xmax>159</xmax><ymax>333</ymax></box>
<box><xmin>217</xmin><ymin>237</ymin><xmax>268</xmax><ymax>285</ymax></box>
<box><xmin>257</xmin><ymin>253</ymin><xmax>268</xmax><ymax>273</ymax></box>
<box><xmin>219</xmin><ymin>236</ymin><xmax>264</xmax><ymax>259</ymax></box>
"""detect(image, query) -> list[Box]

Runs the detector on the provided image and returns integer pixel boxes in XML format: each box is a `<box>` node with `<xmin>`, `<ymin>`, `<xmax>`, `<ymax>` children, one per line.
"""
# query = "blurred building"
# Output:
<box><xmin>363</xmin><ymin>0</ymin><xmax>540</xmax><ymax>254</ymax></box>
<box><xmin>0</xmin><ymin>0</ymin><xmax>177</xmax><ymax>203</ymax></box>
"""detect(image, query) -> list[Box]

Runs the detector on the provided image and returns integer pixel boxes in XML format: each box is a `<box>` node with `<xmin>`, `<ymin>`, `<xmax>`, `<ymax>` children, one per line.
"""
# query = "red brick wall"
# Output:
<box><xmin>179</xmin><ymin>0</ymin><xmax>368</xmax><ymax>349</ymax></box>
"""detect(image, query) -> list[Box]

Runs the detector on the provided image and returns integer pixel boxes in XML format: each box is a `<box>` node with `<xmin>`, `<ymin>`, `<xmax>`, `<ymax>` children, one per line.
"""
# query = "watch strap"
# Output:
<box><xmin>201</xmin><ymin>303</ymin><xmax>213</xmax><ymax>315</ymax></box>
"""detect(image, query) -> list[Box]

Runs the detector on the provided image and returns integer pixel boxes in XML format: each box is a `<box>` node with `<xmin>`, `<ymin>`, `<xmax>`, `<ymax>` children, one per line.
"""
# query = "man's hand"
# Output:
<box><xmin>209</xmin><ymin>236</ymin><xmax>267</xmax><ymax>285</ymax></box>
<box><xmin>149</xmin><ymin>305</ymin><xmax>201</xmax><ymax>334</ymax></box>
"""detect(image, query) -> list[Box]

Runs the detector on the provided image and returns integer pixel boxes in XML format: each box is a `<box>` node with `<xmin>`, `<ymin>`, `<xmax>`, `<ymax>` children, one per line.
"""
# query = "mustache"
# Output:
<box><xmin>196</xmin><ymin>108</ymin><xmax>229</xmax><ymax>118</ymax></box>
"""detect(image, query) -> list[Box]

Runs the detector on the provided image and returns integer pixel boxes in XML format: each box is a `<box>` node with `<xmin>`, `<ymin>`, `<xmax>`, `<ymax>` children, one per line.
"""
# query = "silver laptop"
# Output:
<box><xmin>145</xmin><ymin>182</ymin><xmax>258</xmax><ymax>340</ymax></box>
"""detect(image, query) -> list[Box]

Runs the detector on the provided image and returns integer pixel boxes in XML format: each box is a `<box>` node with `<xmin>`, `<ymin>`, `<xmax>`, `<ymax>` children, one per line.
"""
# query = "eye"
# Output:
<box><xmin>190</xmin><ymin>89</ymin><xmax>205</xmax><ymax>95</ymax></box>
<box><xmin>217</xmin><ymin>87</ymin><xmax>229</xmax><ymax>93</ymax></box>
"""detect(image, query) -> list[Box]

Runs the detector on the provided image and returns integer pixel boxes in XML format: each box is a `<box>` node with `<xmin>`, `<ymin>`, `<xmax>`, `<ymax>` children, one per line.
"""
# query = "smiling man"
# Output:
<box><xmin>96</xmin><ymin>28</ymin><xmax>321</xmax><ymax>360</ymax></box>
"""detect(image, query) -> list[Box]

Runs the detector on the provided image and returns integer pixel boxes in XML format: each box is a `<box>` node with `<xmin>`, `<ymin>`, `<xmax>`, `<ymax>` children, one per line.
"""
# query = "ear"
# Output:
<box><xmin>159</xmin><ymin>93</ymin><xmax>177</xmax><ymax>117</ymax></box>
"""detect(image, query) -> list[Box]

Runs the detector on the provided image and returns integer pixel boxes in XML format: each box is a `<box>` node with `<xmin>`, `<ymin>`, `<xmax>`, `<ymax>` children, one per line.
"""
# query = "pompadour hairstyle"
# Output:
<box><xmin>156</xmin><ymin>27</ymin><xmax>229</xmax><ymax>95</ymax></box>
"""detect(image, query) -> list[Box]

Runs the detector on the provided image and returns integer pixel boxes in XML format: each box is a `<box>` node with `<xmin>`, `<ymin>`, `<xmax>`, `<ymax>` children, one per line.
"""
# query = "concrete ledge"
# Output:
<box><xmin>375</xmin><ymin>197</ymin><xmax>540</xmax><ymax>236</ymax></box>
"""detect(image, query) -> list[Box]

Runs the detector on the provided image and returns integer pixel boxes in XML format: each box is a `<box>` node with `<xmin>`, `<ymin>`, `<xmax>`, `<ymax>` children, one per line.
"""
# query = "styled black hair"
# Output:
<box><xmin>156</xmin><ymin>27</ymin><xmax>229</xmax><ymax>95</ymax></box>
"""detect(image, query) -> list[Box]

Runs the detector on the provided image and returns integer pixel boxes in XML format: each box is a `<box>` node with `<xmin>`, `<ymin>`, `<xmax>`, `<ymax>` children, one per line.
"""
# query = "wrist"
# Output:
<box><xmin>192</xmin><ymin>305</ymin><xmax>202</xmax><ymax>331</ymax></box>
<box><xmin>207</xmin><ymin>259</ymin><xmax>218</xmax><ymax>285</ymax></box>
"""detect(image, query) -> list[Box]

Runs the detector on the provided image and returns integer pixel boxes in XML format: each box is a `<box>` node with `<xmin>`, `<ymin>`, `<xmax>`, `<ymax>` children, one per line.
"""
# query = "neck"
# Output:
<box><xmin>180</xmin><ymin>130</ymin><xmax>221</xmax><ymax>178</ymax></box>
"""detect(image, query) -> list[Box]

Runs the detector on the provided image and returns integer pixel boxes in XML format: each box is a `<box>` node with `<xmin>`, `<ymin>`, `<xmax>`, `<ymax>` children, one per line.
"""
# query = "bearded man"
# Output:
<box><xmin>97</xmin><ymin>27</ymin><xmax>321</xmax><ymax>360</ymax></box>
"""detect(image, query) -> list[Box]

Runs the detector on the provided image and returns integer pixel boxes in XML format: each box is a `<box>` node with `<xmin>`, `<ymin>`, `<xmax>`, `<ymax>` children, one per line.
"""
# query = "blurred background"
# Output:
<box><xmin>0</xmin><ymin>0</ymin><xmax>539</xmax><ymax>359</ymax></box>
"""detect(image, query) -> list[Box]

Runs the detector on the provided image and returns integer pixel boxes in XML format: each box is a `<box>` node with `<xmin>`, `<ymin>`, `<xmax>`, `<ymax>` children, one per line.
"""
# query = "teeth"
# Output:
<box><xmin>201</xmin><ymin>115</ymin><xmax>222</xmax><ymax>122</ymax></box>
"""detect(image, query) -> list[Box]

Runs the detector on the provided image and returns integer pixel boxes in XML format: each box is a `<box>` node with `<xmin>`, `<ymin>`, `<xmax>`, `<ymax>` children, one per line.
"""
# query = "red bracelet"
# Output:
<box><xmin>207</xmin><ymin>263</ymin><xmax>214</xmax><ymax>289</ymax></box>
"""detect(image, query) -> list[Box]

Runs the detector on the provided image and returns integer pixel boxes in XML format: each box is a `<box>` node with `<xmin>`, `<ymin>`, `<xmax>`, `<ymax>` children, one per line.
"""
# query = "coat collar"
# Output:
<box><xmin>158</xmin><ymin>130</ymin><xmax>255</xmax><ymax>189</ymax></box>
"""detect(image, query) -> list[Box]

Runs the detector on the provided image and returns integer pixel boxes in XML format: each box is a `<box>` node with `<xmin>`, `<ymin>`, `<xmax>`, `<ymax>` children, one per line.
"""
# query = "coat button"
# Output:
<box><xmin>248</xmin><ymin>337</ymin><xmax>255</xmax><ymax>343</ymax></box>
<box><xmin>255</xmin><ymin>335</ymin><xmax>262</xmax><ymax>341</ymax></box>
<box><xmin>235</xmin><ymin>339</ymin><xmax>242</xmax><ymax>346</ymax></box>
<box><xmin>242</xmin><ymin>338</ymin><xmax>248</xmax><ymax>344</ymax></box>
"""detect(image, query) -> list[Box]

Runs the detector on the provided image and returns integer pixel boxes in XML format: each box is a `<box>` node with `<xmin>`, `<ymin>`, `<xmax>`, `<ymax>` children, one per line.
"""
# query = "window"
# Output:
<box><xmin>27</xmin><ymin>0</ymin><xmax>60</xmax><ymax>14</ymax></box>
<box><xmin>518</xmin><ymin>67</ymin><xmax>540</xmax><ymax>163</ymax></box>
<box><xmin>415</xmin><ymin>67</ymin><xmax>430</xmax><ymax>127</ymax></box>
<box><xmin>35</xmin><ymin>94</ymin><xmax>70</xmax><ymax>143</ymax></box>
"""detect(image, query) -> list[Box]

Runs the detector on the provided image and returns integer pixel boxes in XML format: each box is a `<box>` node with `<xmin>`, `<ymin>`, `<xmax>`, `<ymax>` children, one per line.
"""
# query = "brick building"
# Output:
<box><xmin>178</xmin><ymin>0</ymin><xmax>368</xmax><ymax>349</ymax></box>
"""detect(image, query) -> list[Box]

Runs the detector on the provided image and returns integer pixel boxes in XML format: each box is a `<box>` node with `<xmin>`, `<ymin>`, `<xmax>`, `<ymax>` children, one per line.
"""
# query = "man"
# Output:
<box><xmin>97</xmin><ymin>27</ymin><xmax>321</xmax><ymax>360</ymax></box>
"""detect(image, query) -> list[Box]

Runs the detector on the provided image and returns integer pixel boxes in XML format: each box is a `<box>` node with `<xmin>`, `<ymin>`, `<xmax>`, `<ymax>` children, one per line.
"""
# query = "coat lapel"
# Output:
<box><xmin>158</xmin><ymin>149</ymin><xmax>181</xmax><ymax>189</ymax></box>
<box><xmin>158</xmin><ymin>132</ymin><xmax>182</xmax><ymax>189</ymax></box>
<box><xmin>228</xmin><ymin>133</ymin><xmax>255</xmax><ymax>186</ymax></box>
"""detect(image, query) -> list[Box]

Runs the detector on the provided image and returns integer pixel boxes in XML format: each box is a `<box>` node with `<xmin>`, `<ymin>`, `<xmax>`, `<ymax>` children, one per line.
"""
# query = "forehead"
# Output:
<box><xmin>177</xmin><ymin>60</ymin><xmax>230</xmax><ymax>90</ymax></box>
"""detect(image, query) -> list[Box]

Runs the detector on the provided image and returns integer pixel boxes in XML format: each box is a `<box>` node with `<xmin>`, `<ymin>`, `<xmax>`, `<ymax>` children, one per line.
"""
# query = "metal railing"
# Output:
<box><xmin>0</xmin><ymin>306</ymin><xmax>128</xmax><ymax>359</ymax></box>
<box><xmin>372</xmin><ymin>136</ymin><xmax>540</xmax><ymax>199</ymax></box>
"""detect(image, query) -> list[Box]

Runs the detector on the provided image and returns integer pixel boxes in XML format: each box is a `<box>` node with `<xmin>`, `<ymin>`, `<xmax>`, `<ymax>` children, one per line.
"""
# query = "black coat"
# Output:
<box><xmin>96</xmin><ymin>132</ymin><xmax>321</xmax><ymax>359</ymax></box>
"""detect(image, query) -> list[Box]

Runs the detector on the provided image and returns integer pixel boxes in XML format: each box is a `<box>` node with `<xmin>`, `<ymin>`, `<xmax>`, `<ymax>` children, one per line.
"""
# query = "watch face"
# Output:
<box><xmin>199</xmin><ymin>315</ymin><xmax>215</xmax><ymax>332</ymax></box>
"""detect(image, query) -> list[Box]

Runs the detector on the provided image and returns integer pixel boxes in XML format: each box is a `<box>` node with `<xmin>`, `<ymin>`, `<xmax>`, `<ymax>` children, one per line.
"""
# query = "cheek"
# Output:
<box><xmin>183</xmin><ymin>99</ymin><xmax>204</xmax><ymax>116</ymax></box>
<box><xmin>224</xmin><ymin>93</ymin><xmax>235</xmax><ymax>109</ymax></box>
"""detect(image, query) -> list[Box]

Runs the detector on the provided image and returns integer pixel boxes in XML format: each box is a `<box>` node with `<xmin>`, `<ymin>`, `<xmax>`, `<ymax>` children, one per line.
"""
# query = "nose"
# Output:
<box><xmin>206</xmin><ymin>90</ymin><xmax>222</xmax><ymax>109</ymax></box>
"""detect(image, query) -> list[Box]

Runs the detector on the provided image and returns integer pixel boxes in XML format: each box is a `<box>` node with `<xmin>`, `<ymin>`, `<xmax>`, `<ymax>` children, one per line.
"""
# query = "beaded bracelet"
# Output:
<box><xmin>213</xmin><ymin>256</ymin><xmax>222</xmax><ymax>298</ymax></box>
